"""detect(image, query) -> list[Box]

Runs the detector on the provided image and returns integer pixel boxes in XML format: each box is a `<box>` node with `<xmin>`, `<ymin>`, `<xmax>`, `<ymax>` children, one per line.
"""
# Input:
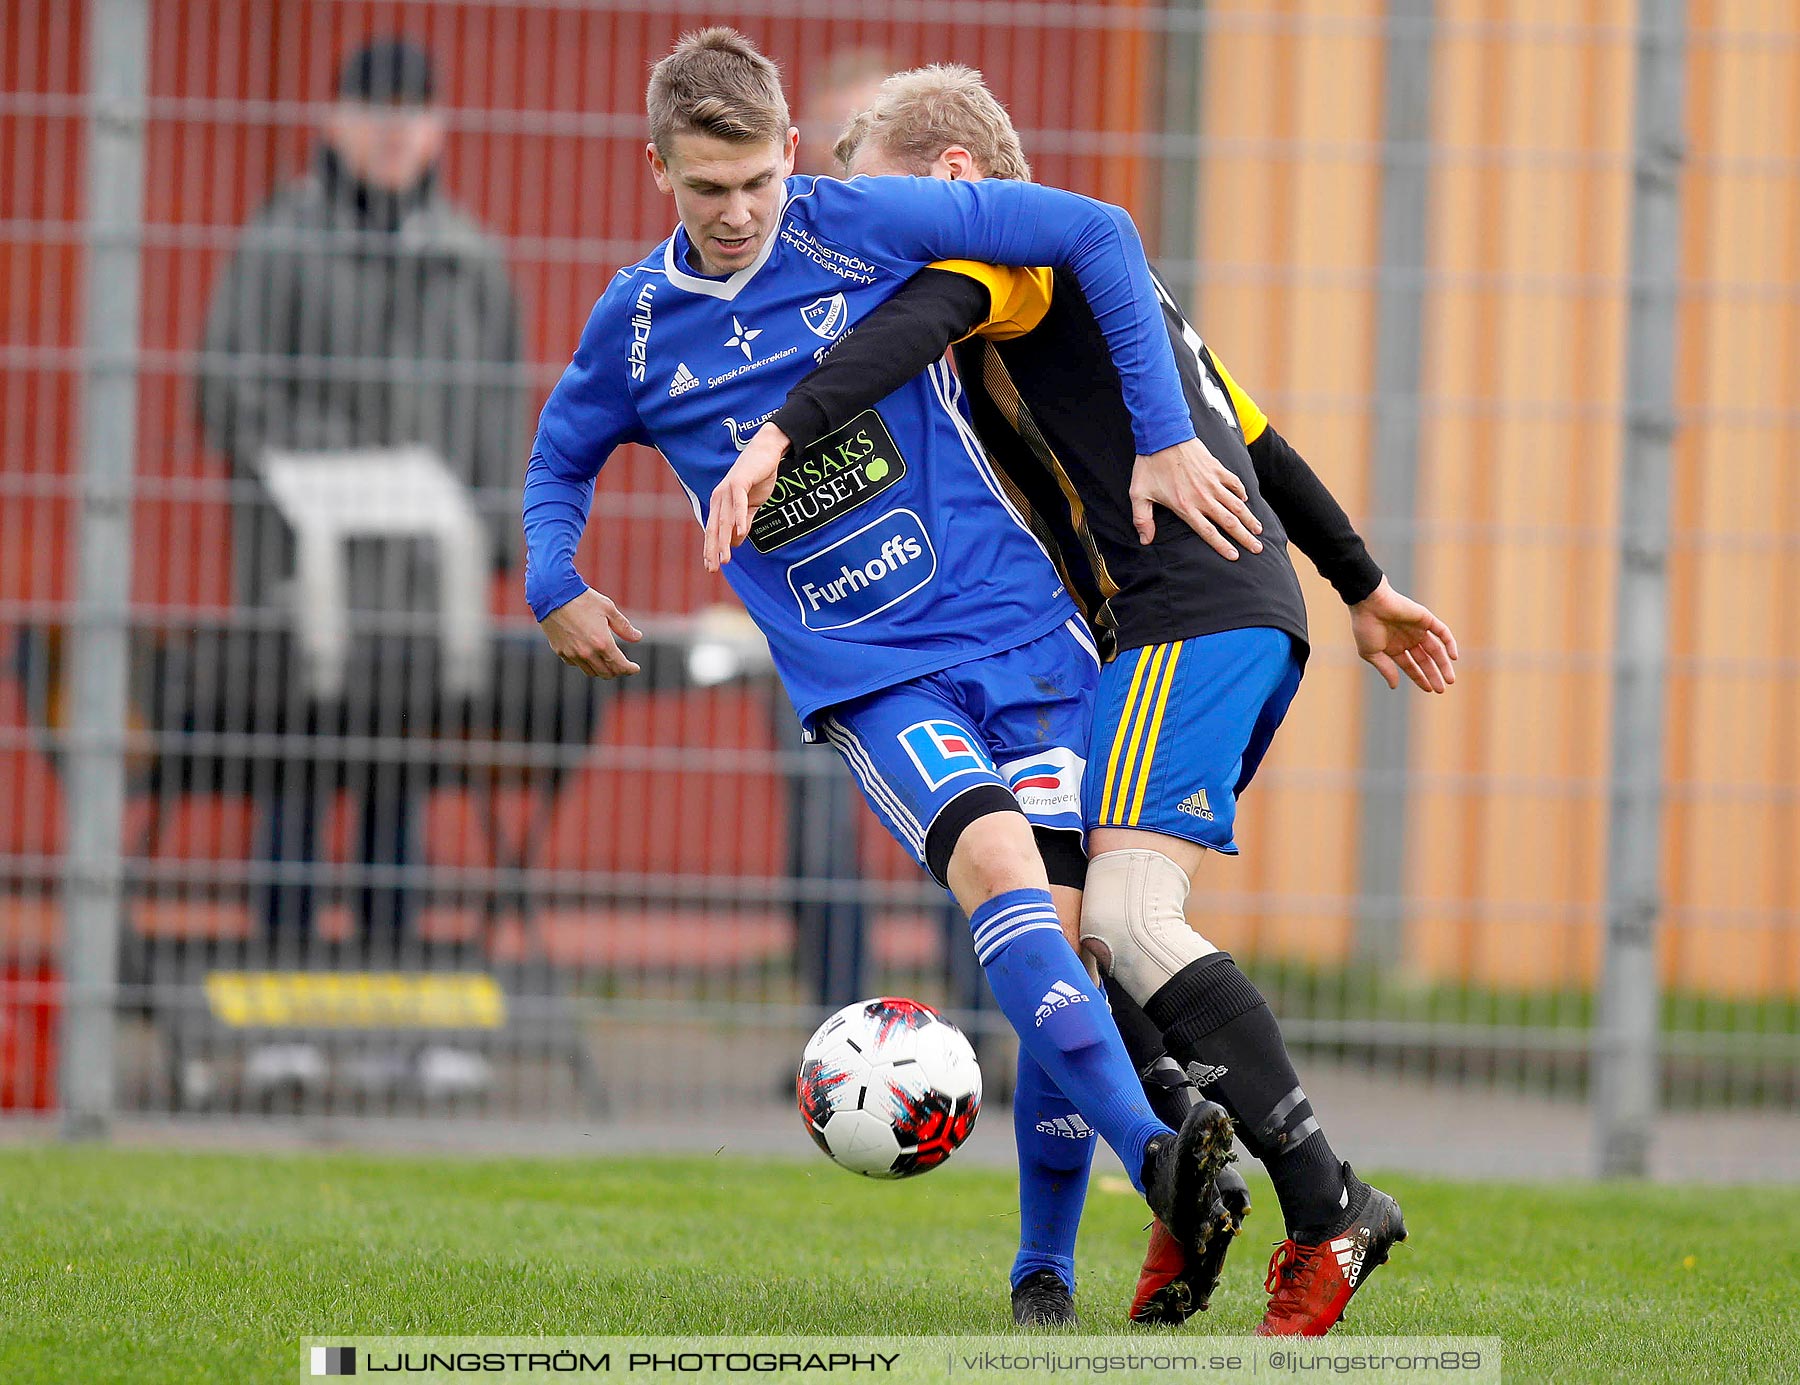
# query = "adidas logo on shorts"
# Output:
<box><xmin>668</xmin><ymin>362</ymin><xmax>699</xmax><ymax>397</ymax></box>
<box><xmin>1035</xmin><ymin>1115</ymin><xmax>1094</xmax><ymax>1140</ymax></box>
<box><xmin>1177</xmin><ymin>788</ymin><xmax>1214</xmax><ymax>820</ymax></box>
<box><xmin>1034</xmin><ymin>980</ymin><xmax>1088</xmax><ymax>1028</ymax></box>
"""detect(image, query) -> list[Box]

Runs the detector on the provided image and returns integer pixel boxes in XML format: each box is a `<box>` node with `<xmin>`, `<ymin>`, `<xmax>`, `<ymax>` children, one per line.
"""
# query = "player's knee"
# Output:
<box><xmin>1079</xmin><ymin>849</ymin><xmax>1218</xmax><ymax>1003</ymax></box>
<box><xmin>938</xmin><ymin>790</ymin><xmax>1042</xmax><ymax>906</ymax></box>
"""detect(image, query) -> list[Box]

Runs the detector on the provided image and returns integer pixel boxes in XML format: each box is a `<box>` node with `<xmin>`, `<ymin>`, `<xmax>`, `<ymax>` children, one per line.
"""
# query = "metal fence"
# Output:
<box><xmin>2</xmin><ymin>0</ymin><xmax>1796</xmax><ymax>1177</ymax></box>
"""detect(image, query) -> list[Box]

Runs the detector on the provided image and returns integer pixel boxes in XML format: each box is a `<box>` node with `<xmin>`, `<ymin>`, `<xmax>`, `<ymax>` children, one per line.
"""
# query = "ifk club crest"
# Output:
<box><xmin>801</xmin><ymin>293</ymin><xmax>849</xmax><ymax>341</ymax></box>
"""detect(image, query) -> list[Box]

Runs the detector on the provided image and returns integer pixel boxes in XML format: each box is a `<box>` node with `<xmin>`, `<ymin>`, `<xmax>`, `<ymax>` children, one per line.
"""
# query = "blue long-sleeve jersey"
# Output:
<box><xmin>523</xmin><ymin>174</ymin><xmax>1196</xmax><ymax>731</ymax></box>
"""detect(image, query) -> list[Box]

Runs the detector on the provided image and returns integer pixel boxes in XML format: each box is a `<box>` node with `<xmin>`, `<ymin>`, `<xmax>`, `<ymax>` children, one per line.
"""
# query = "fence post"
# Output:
<box><xmin>1154</xmin><ymin>0</ymin><xmax>1206</xmax><ymax>305</ymax></box>
<box><xmin>1594</xmin><ymin>0</ymin><xmax>1686</xmax><ymax>1178</ymax></box>
<box><xmin>62</xmin><ymin>0</ymin><xmax>149</xmax><ymax>1140</ymax></box>
<box><xmin>1354</xmin><ymin>0</ymin><xmax>1435</xmax><ymax>967</ymax></box>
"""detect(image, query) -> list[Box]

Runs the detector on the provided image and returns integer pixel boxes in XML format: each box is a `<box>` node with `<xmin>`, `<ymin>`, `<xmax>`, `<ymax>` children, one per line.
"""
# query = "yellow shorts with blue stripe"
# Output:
<box><xmin>1082</xmin><ymin>626</ymin><xmax>1303</xmax><ymax>852</ymax></box>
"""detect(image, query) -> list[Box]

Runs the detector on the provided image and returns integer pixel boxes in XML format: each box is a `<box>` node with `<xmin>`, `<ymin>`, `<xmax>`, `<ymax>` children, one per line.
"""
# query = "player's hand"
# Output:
<box><xmin>1349</xmin><ymin>578</ymin><xmax>1459</xmax><ymax>693</ymax></box>
<box><xmin>539</xmin><ymin>587</ymin><xmax>644</xmax><ymax>679</ymax></box>
<box><xmin>704</xmin><ymin>422</ymin><xmax>790</xmax><ymax>571</ymax></box>
<box><xmin>1130</xmin><ymin>437</ymin><xmax>1263</xmax><ymax>560</ymax></box>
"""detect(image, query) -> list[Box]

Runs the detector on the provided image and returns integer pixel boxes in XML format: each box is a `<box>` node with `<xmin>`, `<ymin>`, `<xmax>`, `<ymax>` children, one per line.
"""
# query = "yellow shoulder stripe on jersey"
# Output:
<box><xmin>1209</xmin><ymin>352</ymin><xmax>1269</xmax><ymax>445</ymax></box>
<box><xmin>1098</xmin><ymin>642</ymin><xmax>1183</xmax><ymax>825</ymax></box>
<box><xmin>930</xmin><ymin>260</ymin><xmax>1054</xmax><ymax>343</ymax></box>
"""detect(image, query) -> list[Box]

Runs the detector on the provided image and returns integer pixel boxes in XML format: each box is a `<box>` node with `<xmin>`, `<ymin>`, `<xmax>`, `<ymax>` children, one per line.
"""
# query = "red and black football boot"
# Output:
<box><xmin>1141</xmin><ymin>1098</ymin><xmax>1237</xmax><ymax>1275</ymax></box>
<box><xmin>1256</xmin><ymin>1165</ymin><xmax>1406</xmax><ymax>1337</ymax></box>
<box><xmin>1129</xmin><ymin>1163</ymin><xmax>1251</xmax><ymax>1325</ymax></box>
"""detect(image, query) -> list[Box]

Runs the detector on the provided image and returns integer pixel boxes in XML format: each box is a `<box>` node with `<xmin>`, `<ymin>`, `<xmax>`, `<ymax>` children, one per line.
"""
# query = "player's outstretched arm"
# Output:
<box><xmin>770</xmin><ymin>268</ymin><xmax>990</xmax><ymax>449</ymax></box>
<box><xmin>763</xmin><ymin>266</ymin><xmax>1262</xmax><ymax>562</ymax></box>
<box><xmin>1246</xmin><ymin>422</ymin><xmax>1388</xmax><ymax>603</ymax></box>
<box><xmin>1204</xmin><ymin>356</ymin><xmax>1456</xmax><ymax>688</ymax></box>
<box><xmin>703</xmin><ymin>422</ymin><xmax>788</xmax><ymax>570</ymax></box>
<box><xmin>1349</xmin><ymin>578</ymin><xmax>1459</xmax><ymax>693</ymax></box>
<box><xmin>522</xmin><ymin>271</ymin><xmax>650</xmax><ymax>649</ymax></box>
<box><xmin>539</xmin><ymin>588</ymin><xmax>644</xmax><ymax>680</ymax></box>
<box><xmin>840</xmin><ymin>177</ymin><xmax>1197</xmax><ymax>456</ymax></box>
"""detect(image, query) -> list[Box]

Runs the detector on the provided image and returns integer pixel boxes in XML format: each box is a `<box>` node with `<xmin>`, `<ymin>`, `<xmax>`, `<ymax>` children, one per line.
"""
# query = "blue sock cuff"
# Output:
<box><xmin>1011</xmin><ymin>1258</ymin><xmax>1075</xmax><ymax>1293</ymax></box>
<box><xmin>968</xmin><ymin>887</ymin><xmax>1062</xmax><ymax>966</ymax></box>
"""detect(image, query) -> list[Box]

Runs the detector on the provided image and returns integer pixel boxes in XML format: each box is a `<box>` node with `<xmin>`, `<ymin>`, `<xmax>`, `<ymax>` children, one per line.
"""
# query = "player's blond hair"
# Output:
<box><xmin>833</xmin><ymin>64</ymin><xmax>1032</xmax><ymax>182</ymax></box>
<box><xmin>647</xmin><ymin>28</ymin><xmax>790</xmax><ymax>154</ymax></box>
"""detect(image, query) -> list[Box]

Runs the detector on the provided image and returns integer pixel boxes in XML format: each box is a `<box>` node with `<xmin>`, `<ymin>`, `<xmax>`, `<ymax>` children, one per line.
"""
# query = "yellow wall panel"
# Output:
<box><xmin>1181</xmin><ymin>1</ymin><xmax>1793</xmax><ymax>1000</ymax></box>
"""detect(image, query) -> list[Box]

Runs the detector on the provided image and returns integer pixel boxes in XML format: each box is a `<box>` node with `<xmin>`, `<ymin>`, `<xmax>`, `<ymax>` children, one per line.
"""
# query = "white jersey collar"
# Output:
<box><xmin>662</xmin><ymin>186</ymin><xmax>790</xmax><ymax>301</ymax></box>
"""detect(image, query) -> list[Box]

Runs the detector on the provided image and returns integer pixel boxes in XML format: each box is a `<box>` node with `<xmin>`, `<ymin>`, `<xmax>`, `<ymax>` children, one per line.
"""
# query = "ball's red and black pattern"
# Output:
<box><xmin>864</xmin><ymin>995</ymin><xmax>939</xmax><ymax>1044</ymax></box>
<box><xmin>886</xmin><ymin>1083</ymin><xmax>981</xmax><ymax>1177</ymax></box>
<box><xmin>796</xmin><ymin>1055</ymin><xmax>851</xmax><ymax>1157</ymax></box>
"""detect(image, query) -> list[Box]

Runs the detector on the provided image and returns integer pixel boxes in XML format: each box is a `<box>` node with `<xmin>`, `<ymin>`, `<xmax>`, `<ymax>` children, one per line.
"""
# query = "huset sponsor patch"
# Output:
<box><xmin>751</xmin><ymin>409</ymin><xmax>907</xmax><ymax>553</ymax></box>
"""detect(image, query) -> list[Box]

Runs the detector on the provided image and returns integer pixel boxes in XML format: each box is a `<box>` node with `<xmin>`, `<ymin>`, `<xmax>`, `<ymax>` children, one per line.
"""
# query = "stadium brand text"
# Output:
<box><xmin>628</xmin><ymin>282</ymin><xmax>655</xmax><ymax>381</ymax></box>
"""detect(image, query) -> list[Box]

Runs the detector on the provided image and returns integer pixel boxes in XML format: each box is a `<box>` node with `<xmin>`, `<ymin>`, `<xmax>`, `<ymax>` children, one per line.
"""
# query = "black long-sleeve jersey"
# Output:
<box><xmin>771</xmin><ymin>261</ymin><xmax>1383</xmax><ymax>663</ymax></box>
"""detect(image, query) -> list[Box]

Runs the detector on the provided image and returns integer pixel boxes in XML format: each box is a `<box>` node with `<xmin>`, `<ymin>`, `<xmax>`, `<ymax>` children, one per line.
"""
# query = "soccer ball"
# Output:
<box><xmin>797</xmin><ymin>997</ymin><xmax>982</xmax><ymax>1179</ymax></box>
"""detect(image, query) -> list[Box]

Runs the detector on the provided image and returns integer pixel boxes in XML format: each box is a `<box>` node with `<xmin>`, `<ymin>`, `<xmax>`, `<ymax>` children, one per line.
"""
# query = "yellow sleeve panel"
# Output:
<box><xmin>1208</xmin><ymin>352</ymin><xmax>1269</xmax><ymax>445</ymax></box>
<box><xmin>928</xmin><ymin>260</ymin><xmax>1055</xmax><ymax>343</ymax></box>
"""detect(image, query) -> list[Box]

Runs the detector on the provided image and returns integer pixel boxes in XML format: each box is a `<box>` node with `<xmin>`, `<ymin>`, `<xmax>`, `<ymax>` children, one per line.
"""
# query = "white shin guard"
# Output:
<box><xmin>1079</xmin><ymin>849</ymin><xmax>1218</xmax><ymax>1004</ymax></box>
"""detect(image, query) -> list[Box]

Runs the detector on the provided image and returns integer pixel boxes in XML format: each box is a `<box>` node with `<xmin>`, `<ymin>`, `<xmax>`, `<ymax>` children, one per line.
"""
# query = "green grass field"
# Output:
<box><xmin>2</xmin><ymin>1145</ymin><xmax>1794</xmax><ymax>1383</ymax></box>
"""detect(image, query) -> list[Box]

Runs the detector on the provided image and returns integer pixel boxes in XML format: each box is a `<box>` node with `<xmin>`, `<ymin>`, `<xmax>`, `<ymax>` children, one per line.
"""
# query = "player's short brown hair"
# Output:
<box><xmin>832</xmin><ymin>64</ymin><xmax>1032</xmax><ymax>182</ymax></box>
<box><xmin>647</xmin><ymin>28</ymin><xmax>790</xmax><ymax>154</ymax></box>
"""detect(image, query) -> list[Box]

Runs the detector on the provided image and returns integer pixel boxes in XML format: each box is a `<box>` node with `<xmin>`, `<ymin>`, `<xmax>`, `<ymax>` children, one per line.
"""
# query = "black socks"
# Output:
<box><xmin>1103</xmin><ymin>974</ymin><xmax>1199</xmax><ymax>1132</ymax></box>
<box><xmin>1143</xmin><ymin>952</ymin><xmax>1349</xmax><ymax>1241</ymax></box>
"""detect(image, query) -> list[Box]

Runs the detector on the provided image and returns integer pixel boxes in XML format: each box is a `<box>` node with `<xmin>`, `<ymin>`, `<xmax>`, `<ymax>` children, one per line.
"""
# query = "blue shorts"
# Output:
<box><xmin>815</xmin><ymin>618</ymin><xmax>1100</xmax><ymax>883</ymax></box>
<box><xmin>1082</xmin><ymin>626</ymin><xmax>1303</xmax><ymax>853</ymax></box>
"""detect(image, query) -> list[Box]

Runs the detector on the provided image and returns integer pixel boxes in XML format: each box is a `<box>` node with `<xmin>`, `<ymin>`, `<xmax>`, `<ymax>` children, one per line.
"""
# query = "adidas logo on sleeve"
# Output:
<box><xmin>1033</xmin><ymin>979</ymin><xmax>1089</xmax><ymax>1027</ymax></box>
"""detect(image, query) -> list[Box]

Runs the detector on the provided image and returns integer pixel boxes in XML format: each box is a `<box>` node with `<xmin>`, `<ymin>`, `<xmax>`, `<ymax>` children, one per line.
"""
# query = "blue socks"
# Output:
<box><xmin>1010</xmin><ymin>1048</ymin><xmax>1096</xmax><ymax>1290</ymax></box>
<box><xmin>970</xmin><ymin>888</ymin><xmax>1168</xmax><ymax>1195</ymax></box>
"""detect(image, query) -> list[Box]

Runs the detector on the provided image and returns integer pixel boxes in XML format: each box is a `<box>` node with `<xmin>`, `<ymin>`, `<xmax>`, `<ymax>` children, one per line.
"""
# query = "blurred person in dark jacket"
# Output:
<box><xmin>198</xmin><ymin>38</ymin><xmax>525</xmax><ymax>965</ymax></box>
